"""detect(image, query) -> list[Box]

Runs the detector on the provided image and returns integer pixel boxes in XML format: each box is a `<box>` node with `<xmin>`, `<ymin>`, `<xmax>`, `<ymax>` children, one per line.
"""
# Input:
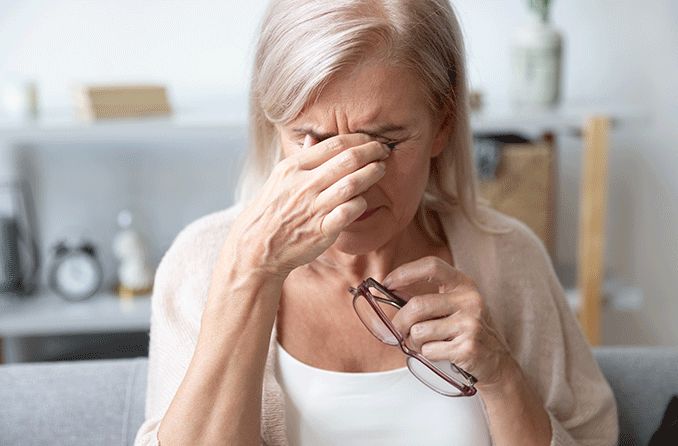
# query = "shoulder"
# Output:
<box><xmin>451</xmin><ymin>204</ymin><xmax>551</xmax><ymax>266</ymax></box>
<box><xmin>153</xmin><ymin>202</ymin><xmax>245</xmax><ymax>297</ymax></box>
<box><xmin>169</xmin><ymin>202</ymin><xmax>245</xmax><ymax>256</ymax></box>
<box><xmin>446</xmin><ymin>204</ymin><xmax>559</xmax><ymax>308</ymax></box>
<box><xmin>482</xmin><ymin>206</ymin><xmax>558</xmax><ymax>289</ymax></box>
<box><xmin>479</xmin><ymin>205</ymin><xmax>549</xmax><ymax>261</ymax></box>
<box><xmin>148</xmin><ymin>202</ymin><xmax>247</xmax><ymax>329</ymax></box>
<box><xmin>457</xmin><ymin>206</ymin><xmax>566</xmax><ymax>353</ymax></box>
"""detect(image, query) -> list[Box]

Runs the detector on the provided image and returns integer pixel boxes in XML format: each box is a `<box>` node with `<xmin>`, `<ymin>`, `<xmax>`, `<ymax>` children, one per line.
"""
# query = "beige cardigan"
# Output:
<box><xmin>134</xmin><ymin>202</ymin><xmax>619</xmax><ymax>446</ymax></box>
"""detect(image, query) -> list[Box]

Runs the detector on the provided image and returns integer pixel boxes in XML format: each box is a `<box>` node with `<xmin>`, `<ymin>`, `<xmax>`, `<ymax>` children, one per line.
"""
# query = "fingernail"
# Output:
<box><xmin>381</xmin><ymin>144</ymin><xmax>391</xmax><ymax>158</ymax></box>
<box><xmin>302</xmin><ymin>134</ymin><xmax>312</xmax><ymax>149</ymax></box>
<box><xmin>377</xmin><ymin>161</ymin><xmax>386</xmax><ymax>171</ymax></box>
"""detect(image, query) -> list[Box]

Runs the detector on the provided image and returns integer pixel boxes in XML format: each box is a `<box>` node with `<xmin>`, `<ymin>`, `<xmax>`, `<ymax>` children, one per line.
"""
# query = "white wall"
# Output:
<box><xmin>0</xmin><ymin>0</ymin><xmax>676</xmax><ymax>345</ymax></box>
<box><xmin>452</xmin><ymin>1</ymin><xmax>678</xmax><ymax>346</ymax></box>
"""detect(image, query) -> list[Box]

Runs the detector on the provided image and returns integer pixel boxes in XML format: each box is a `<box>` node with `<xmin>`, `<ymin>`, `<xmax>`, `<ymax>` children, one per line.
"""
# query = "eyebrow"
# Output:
<box><xmin>291</xmin><ymin>123</ymin><xmax>408</xmax><ymax>140</ymax></box>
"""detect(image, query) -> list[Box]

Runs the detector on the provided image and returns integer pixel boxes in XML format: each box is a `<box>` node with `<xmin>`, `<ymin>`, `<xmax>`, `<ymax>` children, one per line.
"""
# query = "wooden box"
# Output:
<box><xmin>74</xmin><ymin>84</ymin><xmax>172</xmax><ymax>120</ymax></box>
<box><xmin>478</xmin><ymin>142</ymin><xmax>556</xmax><ymax>258</ymax></box>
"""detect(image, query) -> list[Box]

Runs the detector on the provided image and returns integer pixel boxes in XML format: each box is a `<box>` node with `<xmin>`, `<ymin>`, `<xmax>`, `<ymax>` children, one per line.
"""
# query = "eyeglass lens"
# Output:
<box><xmin>352</xmin><ymin>286</ymin><xmax>474</xmax><ymax>396</ymax></box>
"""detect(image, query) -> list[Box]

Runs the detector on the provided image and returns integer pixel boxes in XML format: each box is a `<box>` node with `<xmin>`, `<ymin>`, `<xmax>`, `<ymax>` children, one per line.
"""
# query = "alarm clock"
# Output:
<box><xmin>47</xmin><ymin>239</ymin><xmax>103</xmax><ymax>301</ymax></box>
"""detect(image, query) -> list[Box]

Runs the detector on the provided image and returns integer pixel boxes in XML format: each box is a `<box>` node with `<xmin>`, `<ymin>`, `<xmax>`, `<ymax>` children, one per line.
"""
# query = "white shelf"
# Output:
<box><xmin>0</xmin><ymin>289</ymin><xmax>151</xmax><ymax>337</ymax></box>
<box><xmin>563</xmin><ymin>278</ymin><xmax>645</xmax><ymax>313</ymax></box>
<box><xmin>0</xmin><ymin>109</ymin><xmax>248</xmax><ymax>144</ymax></box>
<box><xmin>0</xmin><ymin>102</ymin><xmax>646</xmax><ymax>146</ymax></box>
<box><xmin>471</xmin><ymin>102</ymin><xmax>647</xmax><ymax>134</ymax></box>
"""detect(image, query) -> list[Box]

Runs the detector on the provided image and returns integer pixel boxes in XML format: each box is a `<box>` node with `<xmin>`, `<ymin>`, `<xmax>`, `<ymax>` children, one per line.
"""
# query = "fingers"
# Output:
<box><xmin>418</xmin><ymin>323</ymin><xmax>483</xmax><ymax>366</ymax></box>
<box><xmin>418</xmin><ymin>339</ymin><xmax>457</xmax><ymax>362</ymax></box>
<box><xmin>408</xmin><ymin>312</ymin><xmax>482</xmax><ymax>363</ymax></box>
<box><xmin>295</xmin><ymin>133</ymin><xmax>384</xmax><ymax>170</ymax></box>
<box><xmin>320</xmin><ymin>195</ymin><xmax>368</xmax><ymax>237</ymax></box>
<box><xmin>391</xmin><ymin>292</ymin><xmax>463</xmax><ymax>337</ymax></box>
<box><xmin>297</xmin><ymin>133</ymin><xmax>389</xmax><ymax>232</ymax></box>
<box><xmin>404</xmin><ymin>314</ymin><xmax>455</xmax><ymax>352</ymax></box>
<box><xmin>312</xmin><ymin>139</ymin><xmax>390</xmax><ymax>191</ymax></box>
<box><xmin>314</xmin><ymin>158</ymin><xmax>386</xmax><ymax>213</ymax></box>
<box><xmin>382</xmin><ymin>256</ymin><xmax>472</xmax><ymax>293</ymax></box>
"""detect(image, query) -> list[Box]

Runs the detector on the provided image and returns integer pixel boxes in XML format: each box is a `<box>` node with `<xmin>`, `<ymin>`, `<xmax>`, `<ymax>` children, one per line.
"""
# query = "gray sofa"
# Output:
<box><xmin>1</xmin><ymin>347</ymin><xmax>677</xmax><ymax>446</ymax></box>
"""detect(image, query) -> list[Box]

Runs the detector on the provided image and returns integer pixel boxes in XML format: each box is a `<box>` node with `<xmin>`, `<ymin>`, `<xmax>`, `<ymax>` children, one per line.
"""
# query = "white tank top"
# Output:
<box><xmin>274</xmin><ymin>339</ymin><xmax>493</xmax><ymax>445</ymax></box>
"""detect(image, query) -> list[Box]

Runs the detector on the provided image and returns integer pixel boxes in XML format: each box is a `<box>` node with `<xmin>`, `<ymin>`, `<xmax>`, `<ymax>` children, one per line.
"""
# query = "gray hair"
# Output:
<box><xmin>235</xmin><ymin>0</ymin><xmax>508</xmax><ymax>244</ymax></box>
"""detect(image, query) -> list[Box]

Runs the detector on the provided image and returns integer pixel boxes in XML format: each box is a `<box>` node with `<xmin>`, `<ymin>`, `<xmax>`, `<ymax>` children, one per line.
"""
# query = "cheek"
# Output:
<box><xmin>276</xmin><ymin>131</ymin><xmax>300</xmax><ymax>159</ymax></box>
<box><xmin>279</xmin><ymin>138</ymin><xmax>295</xmax><ymax>159</ymax></box>
<box><xmin>381</xmin><ymin>155</ymin><xmax>431</xmax><ymax>206</ymax></box>
<box><xmin>387</xmin><ymin>149</ymin><xmax>430</xmax><ymax>183</ymax></box>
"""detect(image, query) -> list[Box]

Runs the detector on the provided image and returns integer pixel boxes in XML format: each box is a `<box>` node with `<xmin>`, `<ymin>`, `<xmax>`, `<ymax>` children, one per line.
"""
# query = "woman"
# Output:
<box><xmin>135</xmin><ymin>0</ymin><xmax>619</xmax><ymax>445</ymax></box>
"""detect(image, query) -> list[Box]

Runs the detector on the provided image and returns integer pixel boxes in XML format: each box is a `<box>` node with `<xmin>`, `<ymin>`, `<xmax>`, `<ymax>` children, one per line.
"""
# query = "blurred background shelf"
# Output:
<box><xmin>0</xmin><ymin>102</ymin><xmax>646</xmax><ymax>366</ymax></box>
<box><xmin>0</xmin><ymin>109</ymin><xmax>248</xmax><ymax>144</ymax></box>
<box><xmin>0</xmin><ymin>289</ymin><xmax>150</xmax><ymax>337</ymax></box>
<box><xmin>472</xmin><ymin>106</ymin><xmax>646</xmax><ymax>346</ymax></box>
<box><xmin>471</xmin><ymin>102</ymin><xmax>646</xmax><ymax>134</ymax></box>
<box><xmin>0</xmin><ymin>102</ymin><xmax>645</xmax><ymax>144</ymax></box>
<box><xmin>0</xmin><ymin>289</ymin><xmax>150</xmax><ymax>363</ymax></box>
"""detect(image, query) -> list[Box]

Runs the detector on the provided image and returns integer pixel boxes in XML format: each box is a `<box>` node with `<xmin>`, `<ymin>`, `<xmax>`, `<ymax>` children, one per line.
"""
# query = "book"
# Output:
<box><xmin>74</xmin><ymin>84</ymin><xmax>172</xmax><ymax>120</ymax></box>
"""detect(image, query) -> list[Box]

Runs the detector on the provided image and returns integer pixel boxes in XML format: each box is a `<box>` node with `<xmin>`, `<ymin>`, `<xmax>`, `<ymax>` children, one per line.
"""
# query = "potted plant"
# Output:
<box><xmin>529</xmin><ymin>0</ymin><xmax>553</xmax><ymax>22</ymax></box>
<box><xmin>510</xmin><ymin>0</ymin><xmax>563</xmax><ymax>108</ymax></box>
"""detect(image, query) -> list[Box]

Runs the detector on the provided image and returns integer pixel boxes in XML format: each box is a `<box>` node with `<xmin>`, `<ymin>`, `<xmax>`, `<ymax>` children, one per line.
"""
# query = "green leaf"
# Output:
<box><xmin>528</xmin><ymin>0</ymin><xmax>552</xmax><ymax>21</ymax></box>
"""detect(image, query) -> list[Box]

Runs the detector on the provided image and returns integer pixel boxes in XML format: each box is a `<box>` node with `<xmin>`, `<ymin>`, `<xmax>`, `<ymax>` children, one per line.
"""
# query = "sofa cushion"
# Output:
<box><xmin>0</xmin><ymin>356</ymin><xmax>147</xmax><ymax>446</ymax></box>
<box><xmin>593</xmin><ymin>347</ymin><xmax>678</xmax><ymax>446</ymax></box>
<box><xmin>2</xmin><ymin>347</ymin><xmax>678</xmax><ymax>445</ymax></box>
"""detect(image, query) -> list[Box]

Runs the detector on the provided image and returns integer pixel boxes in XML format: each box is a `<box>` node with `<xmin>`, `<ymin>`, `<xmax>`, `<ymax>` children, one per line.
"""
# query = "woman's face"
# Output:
<box><xmin>276</xmin><ymin>61</ymin><xmax>451</xmax><ymax>255</ymax></box>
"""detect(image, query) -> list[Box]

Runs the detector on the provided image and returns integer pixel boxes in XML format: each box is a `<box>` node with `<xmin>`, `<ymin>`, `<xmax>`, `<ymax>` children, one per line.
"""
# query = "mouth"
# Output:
<box><xmin>355</xmin><ymin>206</ymin><xmax>381</xmax><ymax>222</ymax></box>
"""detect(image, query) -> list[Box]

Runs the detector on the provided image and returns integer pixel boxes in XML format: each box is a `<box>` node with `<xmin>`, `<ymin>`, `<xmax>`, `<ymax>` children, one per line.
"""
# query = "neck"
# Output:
<box><xmin>307</xmin><ymin>211</ymin><xmax>446</xmax><ymax>288</ymax></box>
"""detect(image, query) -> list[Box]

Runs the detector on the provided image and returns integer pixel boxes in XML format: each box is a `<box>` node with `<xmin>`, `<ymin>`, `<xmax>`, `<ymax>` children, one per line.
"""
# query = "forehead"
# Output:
<box><xmin>291</xmin><ymin>61</ymin><xmax>428</xmax><ymax>128</ymax></box>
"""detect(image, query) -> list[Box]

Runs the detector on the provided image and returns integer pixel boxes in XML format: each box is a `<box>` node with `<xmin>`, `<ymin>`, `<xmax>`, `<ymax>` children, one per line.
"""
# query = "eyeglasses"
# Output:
<box><xmin>348</xmin><ymin>277</ymin><xmax>478</xmax><ymax>397</ymax></box>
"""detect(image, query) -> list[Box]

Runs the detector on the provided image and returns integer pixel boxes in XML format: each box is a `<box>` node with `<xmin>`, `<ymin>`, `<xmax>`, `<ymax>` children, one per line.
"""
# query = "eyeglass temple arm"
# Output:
<box><xmin>348</xmin><ymin>280</ymin><xmax>408</xmax><ymax>308</ymax></box>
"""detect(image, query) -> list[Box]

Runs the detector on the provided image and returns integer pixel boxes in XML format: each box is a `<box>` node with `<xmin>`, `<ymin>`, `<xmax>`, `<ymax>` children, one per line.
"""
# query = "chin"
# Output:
<box><xmin>332</xmin><ymin>221</ymin><xmax>392</xmax><ymax>255</ymax></box>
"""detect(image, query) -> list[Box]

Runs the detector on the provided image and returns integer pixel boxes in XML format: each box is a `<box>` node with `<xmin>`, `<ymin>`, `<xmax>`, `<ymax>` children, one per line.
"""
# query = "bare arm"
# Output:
<box><xmin>147</xmin><ymin>132</ymin><xmax>389</xmax><ymax>445</ymax></box>
<box><xmin>157</xmin><ymin>248</ymin><xmax>285</xmax><ymax>445</ymax></box>
<box><xmin>478</xmin><ymin>357</ymin><xmax>552</xmax><ymax>445</ymax></box>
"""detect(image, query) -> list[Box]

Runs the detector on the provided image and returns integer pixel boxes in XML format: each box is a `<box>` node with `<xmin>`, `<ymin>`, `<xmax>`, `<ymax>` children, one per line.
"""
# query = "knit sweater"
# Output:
<box><xmin>134</xmin><ymin>202</ymin><xmax>619</xmax><ymax>446</ymax></box>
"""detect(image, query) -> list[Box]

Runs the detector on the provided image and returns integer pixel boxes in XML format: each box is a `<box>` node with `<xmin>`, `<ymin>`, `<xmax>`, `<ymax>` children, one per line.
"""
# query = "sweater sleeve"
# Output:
<box><xmin>134</xmin><ymin>206</ymin><xmax>268</xmax><ymax>445</ymax></box>
<box><xmin>132</xmin><ymin>223</ymin><xmax>201</xmax><ymax>446</ymax></box>
<box><xmin>542</xmin><ymin>260</ymin><xmax>619</xmax><ymax>446</ymax></box>
<box><xmin>496</xmin><ymin>220</ymin><xmax>619</xmax><ymax>446</ymax></box>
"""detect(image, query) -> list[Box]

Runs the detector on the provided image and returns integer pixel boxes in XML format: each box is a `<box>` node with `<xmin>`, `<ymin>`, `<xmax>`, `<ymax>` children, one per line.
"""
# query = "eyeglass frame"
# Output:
<box><xmin>348</xmin><ymin>276</ymin><xmax>478</xmax><ymax>397</ymax></box>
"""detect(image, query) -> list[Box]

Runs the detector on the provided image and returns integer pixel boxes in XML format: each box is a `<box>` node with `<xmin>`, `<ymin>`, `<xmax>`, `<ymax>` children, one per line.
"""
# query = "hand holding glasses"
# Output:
<box><xmin>348</xmin><ymin>277</ymin><xmax>478</xmax><ymax>397</ymax></box>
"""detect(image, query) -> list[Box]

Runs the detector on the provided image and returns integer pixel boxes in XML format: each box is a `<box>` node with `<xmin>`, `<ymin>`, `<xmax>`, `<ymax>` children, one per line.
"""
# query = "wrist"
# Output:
<box><xmin>475</xmin><ymin>356</ymin><xmax>553</xmax><ymax>445</ymax></box>
<box><xmin>206</xmin><ymin>242</ymin><xmax>286</xmax><ymax>304</ymax></box>
<box><xmin>222</xmin><ymin>230</ymin><xmax>290</xmax><ymax>282</ymax></box>
<box><xmin>203</xmin><ymin>263</ymin><xmax>284</xmax><ymax>328</ymax></box>
<box><xmin>476</xmin><ymin>356</ymin><xmax>523</xmax><ymax>400</ymax></box>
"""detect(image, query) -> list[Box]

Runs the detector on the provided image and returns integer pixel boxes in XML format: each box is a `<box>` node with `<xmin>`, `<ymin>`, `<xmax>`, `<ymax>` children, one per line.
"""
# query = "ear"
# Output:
<box><xmin>430</xmin><ymin>110</ymin><xmax>453</xmax><ymax>159</ymax></box>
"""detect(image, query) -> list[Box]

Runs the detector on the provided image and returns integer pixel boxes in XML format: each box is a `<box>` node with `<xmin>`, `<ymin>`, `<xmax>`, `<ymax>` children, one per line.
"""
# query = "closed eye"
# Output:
<box><xmin>296</xmin><ymin>138</ymin><xmax>400</xmax><ymax>151</ymax></box>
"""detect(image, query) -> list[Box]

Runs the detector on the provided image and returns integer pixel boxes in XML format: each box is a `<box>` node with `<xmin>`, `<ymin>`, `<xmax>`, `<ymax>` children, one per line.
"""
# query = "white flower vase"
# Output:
<box><xmin>510</xmin><ymin>12</ymin><xmax>563</xmax><ymax>108</ymax></box>
<box><xmin>0</xmin><ymin>79</ymin><xmax>39</xmax><ymax>121</ymax></box>
<box><xmin>112</xmin><ymin>209</ymin><xmax>153</xmax><ymax>297</ymax></box>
